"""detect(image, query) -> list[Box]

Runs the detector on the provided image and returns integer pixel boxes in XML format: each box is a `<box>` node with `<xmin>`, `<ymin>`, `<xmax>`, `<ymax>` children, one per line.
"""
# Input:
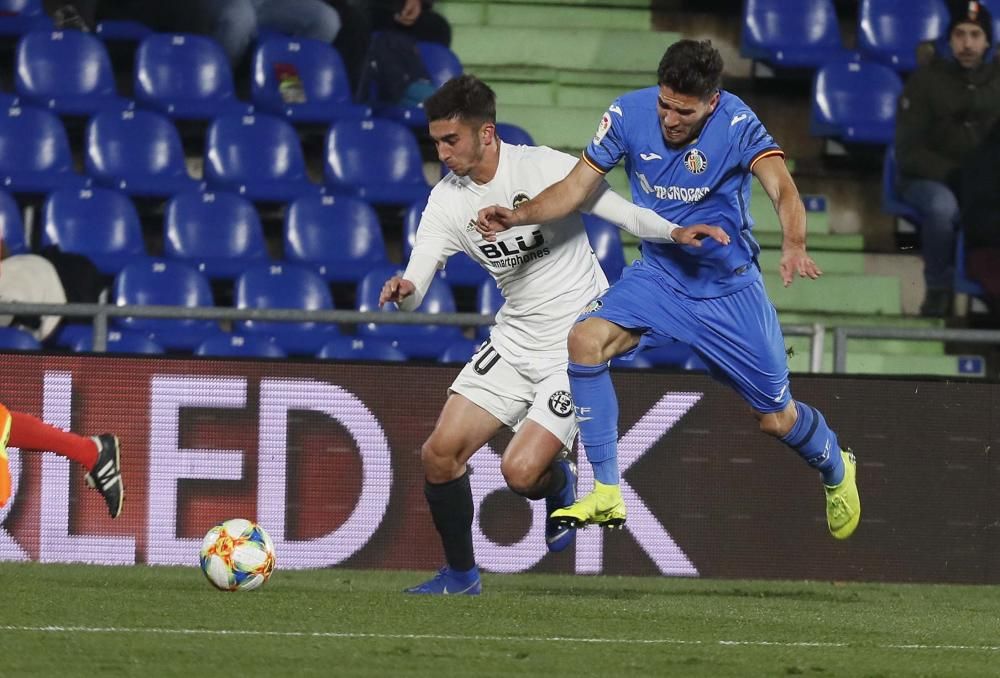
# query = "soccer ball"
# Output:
<box><xmin>199</xmin><ymin>519</ymin><xmax>276</xmax><ymax>592</ymax></box>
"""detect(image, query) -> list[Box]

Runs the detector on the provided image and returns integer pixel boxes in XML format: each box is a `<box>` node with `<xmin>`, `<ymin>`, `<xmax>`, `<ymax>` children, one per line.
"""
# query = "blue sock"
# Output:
<box><xmin>568</xmin><ymin>361</ymin><xmax>619</xmax><ymax>485</ymax></box>
<box><xmin>781</xmin><ymin>400</ymin><xmax>844</xmax><ymax>485</ymax></box>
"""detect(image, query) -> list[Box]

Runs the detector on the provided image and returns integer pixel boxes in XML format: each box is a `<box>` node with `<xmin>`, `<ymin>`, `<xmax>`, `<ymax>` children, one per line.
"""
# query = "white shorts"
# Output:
<box><xmin>449</xmin><ymin>339</ymin><xmax>578</xmax><ymax>451</ymax></box>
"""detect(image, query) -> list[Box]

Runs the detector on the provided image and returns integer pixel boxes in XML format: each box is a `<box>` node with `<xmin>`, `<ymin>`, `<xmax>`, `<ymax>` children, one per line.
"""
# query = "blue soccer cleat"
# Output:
<box><xmin>403</xmin><ymin>566</ymin><xmax>481</xmax><ymax>595</ymax></box>
<box><xmin>545</xmin><ymin>457</ymin><xmax>577</xmax><ymax>552</ymax></box>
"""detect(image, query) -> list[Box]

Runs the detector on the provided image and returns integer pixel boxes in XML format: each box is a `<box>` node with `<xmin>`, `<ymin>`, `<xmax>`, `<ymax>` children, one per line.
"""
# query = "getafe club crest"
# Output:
<box><xmin>684</xmin><ymin>149</ymin><xmax>708</xmax><ymax>175</ymax></box>
<box><xmin>512</xmin><ymin>192</ymin><xmax>530</xmax><ymax>209</ymax></box>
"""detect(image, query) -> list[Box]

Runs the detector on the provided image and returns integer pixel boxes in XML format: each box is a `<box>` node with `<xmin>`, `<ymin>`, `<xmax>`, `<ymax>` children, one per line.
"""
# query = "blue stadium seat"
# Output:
<box><xmin>42</xmin><ymin>187</ymin><xmax>148</xmax><ymax>275</ymax></box>
<box><xmin>356</xmin><ymin>264</ymin><xmax>463</xmax><ymax>359</ymax></box>
<box><xmin>476</xmin><ymin>279</ymin><xmax>503</xmax><ymax>342</ymax></box>
<box><xmin>810</xmin><ymin>58</ymin><xmax>902</xmax><ymax>145</ymax></box>
<box><xmin>316</xmin><ymin>336</ymin><xmax>407</xmax><ymax>362</ymax></box>
<box><xmin>205</xmin><ymin>113</ymin><xmax>322</xmax><ymax>202</ymax></box>
<box><xmin>16</xmin><ymin>29</ymin><xmax>130</xmax><ymax>115</ymax></box>
<box><xmin>495</xmin><ymin>122</ymin><xmax>534</xmax><ymax>146</ymax></box>
<box><xmin>164</xmin><ymin>190</ymin><xmax>269</xmax><ymax>279</ymax></box>
<box><xmin>881</xmin><ymin>145</ymin><xmax>923</xmax><ymax>227</ymax></box>
<box><xmin>0</xmin><ymin>326</ymin><xmax>40</xmax><ymax>350</ymax></box>
<box><xmin>403</xmin><ymin>197</ymin><xmax>487</xmax><ymax>286</ymax></box>
<box><xmin>195</xmin><ymin>334</ymin><xmax>287</xmax><ymax>358</ymax></box>
<box><xmin>324</xmin><ymin>118</ymin><xmax>431</xmax><ymax>205</ymax></box>
<box><xmin>0</xmin><ymin>190</ymin><xmax>26</xmax><ymax>254</ymax></box>
<box><xmin>741</xmin><ymin>0</ymin><xmax>847</xmax><ymax>70</ymax></box>
<box><xmin>0</xmin><ymin>0</ymin><xmax>51</xmax><ymax>36</ymax></box>
<box><xmin>252</xmin><ymin>36</ymin><xmax>369</xmax><ymax>123</ymax></box>
<box><xmin>418</xmin><ymin>42</ymin><xmax>462</xmax><ymax>87</ymax></box>
<box><xmin>0</xmin><ymin>104</ymin><xmax>89</xmax><ymax>193</ymax></box>
<box><xmin>47</xmin><ymin>322</ymin><xmax>91</xmax><ymax>349</ymax></box>
<box><xmin>370</xmin><ymin>41</ymin><xmax>462</xmax><ymax>128</ymax></box>
<box><xmin>86</xmin><ymin>109</ymin><xmax>202</xmax><ymax>197</ymax></box>
<box><xmin>438</xmin><ymin>337</ymin><xmax>478</xmax><ymax>364</ymax></box>
<box><xmin>95</xmin><ymin>19</ymin><xmax>152</xmax><ymax>41</ymax></box>
<box><xmin>234</xmin><ymin>262</ymin><xmax>338</xmax><ymax>354</ymax></box>
<box><xmin>112</xmin><ymin>259</ymin><xmax>222</xmax><ymax>350</ymax></box>
<box><xmin>135</xmin><ymin>33</ymin><xmax>250</xmax><ymax>120</ymax></box>
<box><xmin>583</xmin><ymin>213</ymin><xmax>627</xmax><ymax>283</ymax></box>
<box><xmin>858</xmin><ymin>0</ymin><xmax>949</xmax><ymax>72</ymax></box>
<box><xmin>72</xmin><ymin>329</ymin><xmax>165</xmax><ymax>354</ymax></box>
<box><xmin>955</xmin><ymin>230</ymin><xmax>987</xmax><ymax>299</ymax></box>
<box><xmin>283</xmin><ymin>194</ymin><xmax>389</xmax><ymax>283</ymax></box>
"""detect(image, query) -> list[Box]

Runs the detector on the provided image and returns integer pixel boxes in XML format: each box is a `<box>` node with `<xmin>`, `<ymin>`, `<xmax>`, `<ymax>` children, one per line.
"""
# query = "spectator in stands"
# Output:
<box><xmin>0</xmin><ymin>241</ymin><xmax>103</xmax><ymax>343</ymax></box>
<box><xmin>371</xmin><ymin>0</ymin><xmax>450</xmax><ymax>46</ymax></box>
<box><xmin>326</xmin><ymin>0</ymin><xmax>451</xmax><ymax>95</ymax></box>
<box><xmin>0</xmin><ymin>248</ymin><xmax>66</xmax><ymax>342</ymax></box>
<box><xmin>47</xmin><ymin>1</ymin><xmax>342</xmax><ymax>67</ymax></box>
<box><xmin>895</xmin><ymin>0</ymin><xmax>1000</xmax><ymax>317</ymax></box>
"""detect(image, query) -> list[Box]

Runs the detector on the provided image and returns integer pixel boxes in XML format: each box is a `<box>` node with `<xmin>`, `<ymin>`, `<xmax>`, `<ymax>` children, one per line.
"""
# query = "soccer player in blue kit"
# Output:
<box><xmin>477</xmin><ymin>39</ymin><xmax>861</xmax><ymax>540</ymax></box>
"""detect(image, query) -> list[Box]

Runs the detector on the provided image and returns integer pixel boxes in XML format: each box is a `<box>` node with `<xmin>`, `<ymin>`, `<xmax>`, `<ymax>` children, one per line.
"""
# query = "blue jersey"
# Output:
<box><xmin>584</xmin><ymin>88</ymin><xmax>784</xmax><ymax>298</ymax></box>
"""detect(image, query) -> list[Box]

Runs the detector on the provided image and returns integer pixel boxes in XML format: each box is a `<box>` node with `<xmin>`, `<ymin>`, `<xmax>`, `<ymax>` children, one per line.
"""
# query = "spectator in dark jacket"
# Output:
<box><xmin>895</xmin><ymin>0</ymin><xmax>1000</xmax><ymax>316</ymax></box>
<box><xmin>327</xmin><ymin>0</ymin><xmax>451</xmax><ymax>94</ymax></box>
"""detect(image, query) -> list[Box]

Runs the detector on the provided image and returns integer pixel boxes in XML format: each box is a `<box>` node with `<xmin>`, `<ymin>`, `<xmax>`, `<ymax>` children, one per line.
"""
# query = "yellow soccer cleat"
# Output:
<box><xmin>824</xmin><ymin>449</ymin><xmax>860</xmax><ymax>539</ymax></box>
<box><xmin>550</xmin><ymin>480</ymin><xmax>626</xmax><ymax>529</ymax></box>
<box><xmin>0</xmin><ymin>404</ymin><xmax>11</xmax><ymax>508</ymax></box>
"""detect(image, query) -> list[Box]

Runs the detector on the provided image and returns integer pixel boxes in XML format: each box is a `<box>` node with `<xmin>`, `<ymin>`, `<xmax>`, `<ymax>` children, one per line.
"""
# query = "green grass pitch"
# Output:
<box><xmin>1</xmin><ymin>563</ymin><xmax>998</xmax><ymax>677</ymax></box>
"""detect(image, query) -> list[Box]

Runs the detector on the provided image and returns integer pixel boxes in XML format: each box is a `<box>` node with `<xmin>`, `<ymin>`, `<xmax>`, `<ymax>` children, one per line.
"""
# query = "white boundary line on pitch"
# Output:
<box><xmin>1</xmin><ymin>626</ymin><xmax>998</xmax><ymax>653</ymax></box>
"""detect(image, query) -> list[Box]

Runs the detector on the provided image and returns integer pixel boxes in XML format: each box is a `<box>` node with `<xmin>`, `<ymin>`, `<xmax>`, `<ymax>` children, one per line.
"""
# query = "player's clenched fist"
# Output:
<box><xmin>379</xmin><ymin>276</ymin><xmax>416</xmax><ymax>307</ymax></box>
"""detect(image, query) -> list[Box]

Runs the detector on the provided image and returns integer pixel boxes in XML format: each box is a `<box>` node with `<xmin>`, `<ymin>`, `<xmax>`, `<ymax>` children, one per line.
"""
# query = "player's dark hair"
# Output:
<box><xmin>424</xmin><ymin>74</ymin><xmax>497</xmax><ymax>125</ymax></box>
<box><xmin>656</xmin><ymin>39</ymin><xmax>724</xmax><ymax>100</ymax></box>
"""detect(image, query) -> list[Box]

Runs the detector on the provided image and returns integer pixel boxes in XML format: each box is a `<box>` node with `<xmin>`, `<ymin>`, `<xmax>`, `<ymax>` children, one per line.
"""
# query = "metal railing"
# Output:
<box><xmin>8</xmin><ymin>301</ymin><xmax>998</xmax><ymax>376</ymax></box>
<box><xmin>832</xmin><ymin>326</ymin><xmax>1000</xmax><ymax>374</ymax></box>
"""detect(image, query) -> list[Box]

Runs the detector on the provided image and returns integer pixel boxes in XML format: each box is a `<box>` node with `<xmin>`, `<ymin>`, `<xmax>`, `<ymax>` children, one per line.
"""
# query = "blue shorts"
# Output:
<box><xmin>581</xmin><ymin>260</ymin><xmax>791</xmax><ymax>413</ymax></box>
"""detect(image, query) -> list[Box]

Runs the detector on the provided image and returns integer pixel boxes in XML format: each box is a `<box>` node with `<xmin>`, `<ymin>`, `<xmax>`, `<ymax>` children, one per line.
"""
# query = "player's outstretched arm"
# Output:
<box><xmin>476</xmin><ymin>159</ymin><xmax>605</xmax><ymax>241</ymax></box>
<box><xmin>585</xmin><ymin>184</ymin><xmax>729</xmax><ymax>246</ymax></box>
<box><xmin>753</xmin><ymin>155</ymin><xmax>822</xmax><ymax>287</ymax></box>
<box><xmin>379</xmin><ymin>276</ymin><xmax>416</xmax><ymax>307</ymax></box>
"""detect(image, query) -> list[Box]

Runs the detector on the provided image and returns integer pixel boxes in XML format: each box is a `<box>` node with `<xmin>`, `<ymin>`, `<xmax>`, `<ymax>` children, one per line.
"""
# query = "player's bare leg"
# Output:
<box><xmin>555</xmin><ymin>317</ymin><xmax>640</xmax><ymax>529</ymax></box>
<box><xmin>405</xmin><ymin>393</ymin><xmax>504</xmax><ymax>595</ymax></box>
<box><xmin>502</xmin><ymin>420</ymin><xmax>577</xmax><ymax>551</ymax></box>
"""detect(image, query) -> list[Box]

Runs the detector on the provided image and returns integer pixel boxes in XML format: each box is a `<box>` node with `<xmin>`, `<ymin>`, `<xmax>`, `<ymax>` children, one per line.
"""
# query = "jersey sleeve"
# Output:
<box><xmin>399</xmin><ymin>195</ymin><xmax>465</xmax><ymax>310</ymax></box>
<box><xmin>730</xmin><ymin>107</ymin><xmax>784</xmax><ymax>172</ymax></box>
<box><xmin>582</xmin><ymin>98</ymin><xmax>628</xmax><ymax>174</ymax></box>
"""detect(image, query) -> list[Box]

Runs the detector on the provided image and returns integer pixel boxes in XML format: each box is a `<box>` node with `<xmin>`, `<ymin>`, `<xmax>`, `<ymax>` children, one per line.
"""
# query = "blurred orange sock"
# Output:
<box><xmin>0</xmin><ymin>404</ymin><xmax>11</xmax><ymax>507</ymax></box>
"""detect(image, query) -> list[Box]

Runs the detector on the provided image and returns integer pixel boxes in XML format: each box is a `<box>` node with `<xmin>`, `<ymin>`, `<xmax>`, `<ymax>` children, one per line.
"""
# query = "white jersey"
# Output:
<box><xmin>402</xmin><ymin>142</ymin><xmax>609</xmax><ymax>363</ymax></box>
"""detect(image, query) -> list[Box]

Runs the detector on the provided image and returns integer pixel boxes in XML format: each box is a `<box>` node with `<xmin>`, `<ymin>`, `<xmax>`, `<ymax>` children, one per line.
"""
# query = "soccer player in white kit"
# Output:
<box><xmin>380</xmin><ymin>75</ymin><xmax>728</xmax><ymax>595</ymax></box>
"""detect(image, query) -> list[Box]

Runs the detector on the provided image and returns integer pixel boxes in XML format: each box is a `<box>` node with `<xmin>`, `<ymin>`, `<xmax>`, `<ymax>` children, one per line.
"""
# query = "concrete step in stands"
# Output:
<box><xmin>453</xmin><ymin>26</ymin><xmax>677</xmax><ymax>74</ymax></box>
<box><xmin>438</xmin><ymin>2</ymin><xmax>651</xmax><ymax>30</ymax></box>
